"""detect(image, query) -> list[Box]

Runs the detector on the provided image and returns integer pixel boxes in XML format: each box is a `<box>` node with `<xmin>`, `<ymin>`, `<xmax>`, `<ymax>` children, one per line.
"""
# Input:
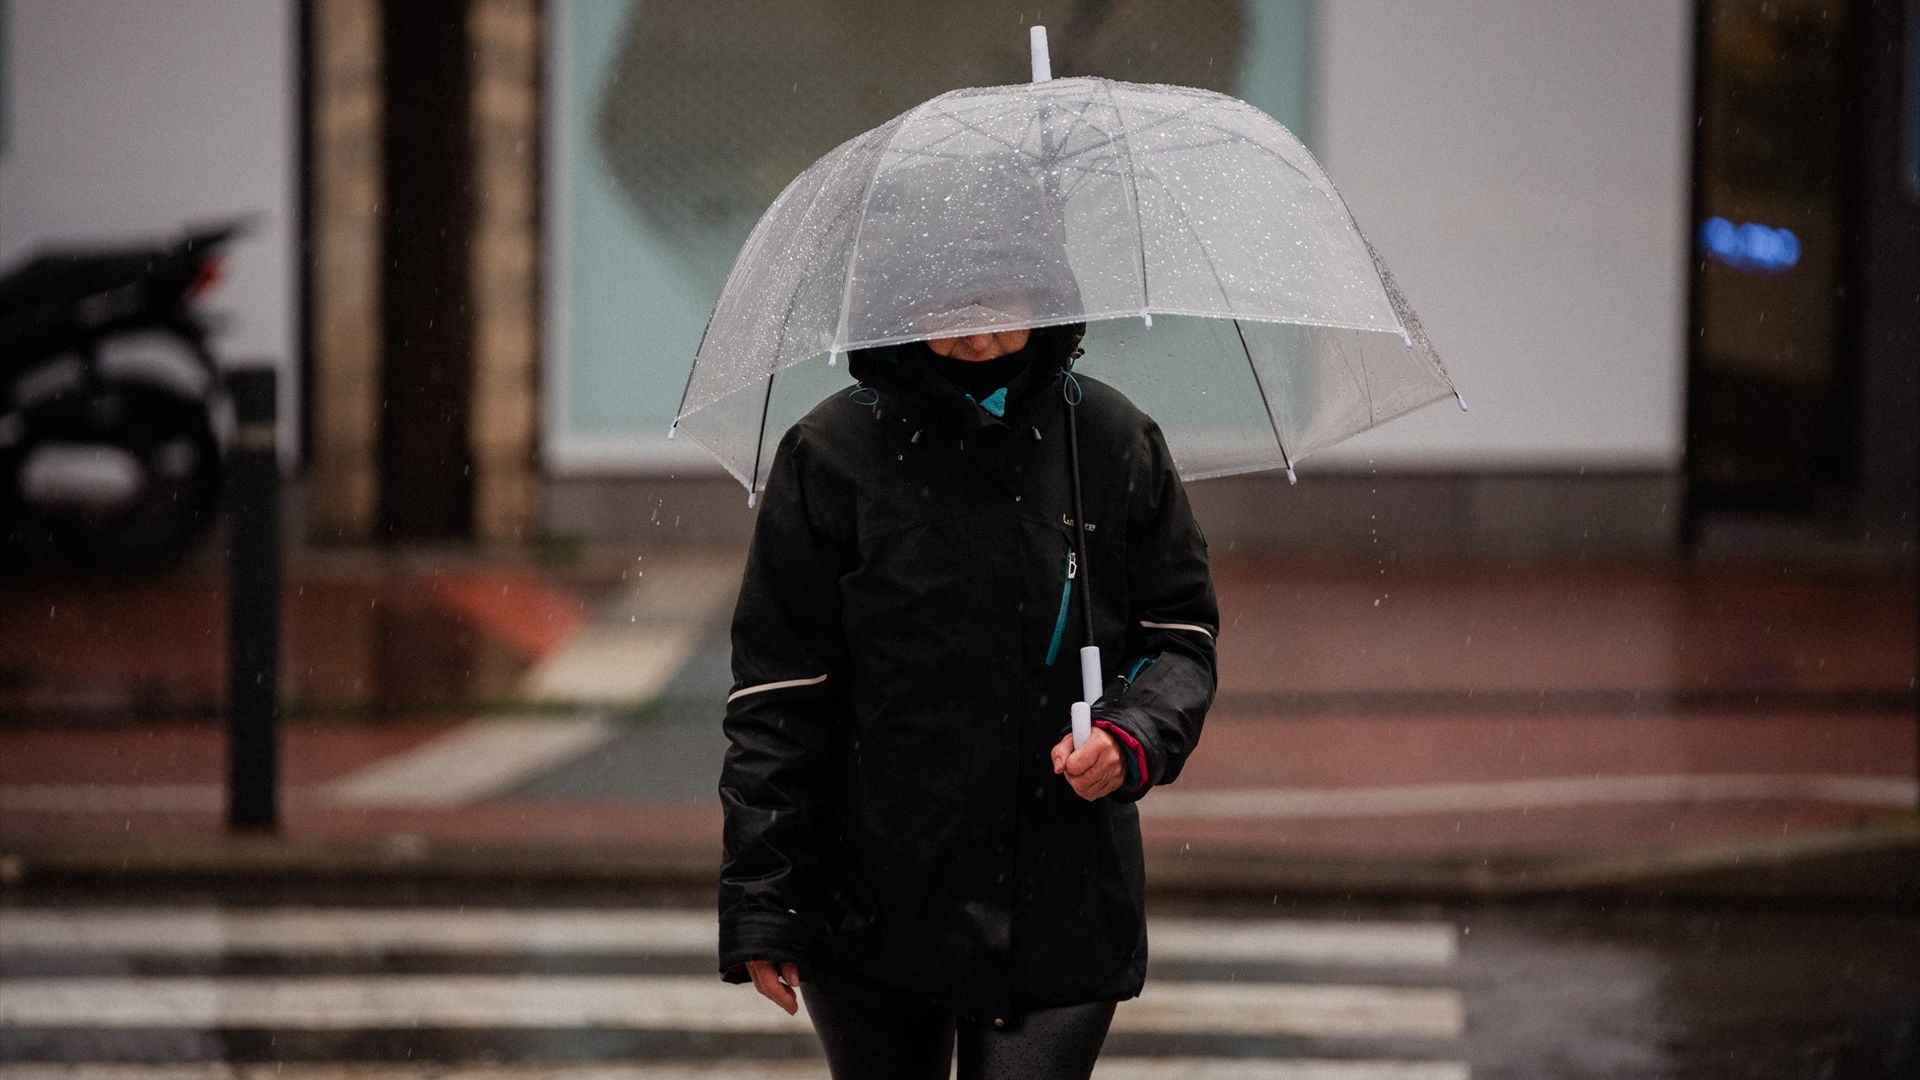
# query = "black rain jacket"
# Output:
<box><xmin>716</xmin><ymin>325</ymin><xmax>1218</xmax><ymax>1024</ymax></box>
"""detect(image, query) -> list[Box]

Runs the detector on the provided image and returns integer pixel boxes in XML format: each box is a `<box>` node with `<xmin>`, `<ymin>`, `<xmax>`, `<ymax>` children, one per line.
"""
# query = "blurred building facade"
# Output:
<box><xmin>2</xmin><ymin>0</ymin><xmax>1912</xmax><ymax>557</ymax></box>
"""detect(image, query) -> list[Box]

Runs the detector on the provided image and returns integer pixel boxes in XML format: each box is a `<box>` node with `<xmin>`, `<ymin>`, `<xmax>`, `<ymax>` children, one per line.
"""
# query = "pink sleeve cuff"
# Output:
<box><xmin>1092</xmin><ymin>718</ymin><xmax>1149</xmax><ymax>792</ymax></box>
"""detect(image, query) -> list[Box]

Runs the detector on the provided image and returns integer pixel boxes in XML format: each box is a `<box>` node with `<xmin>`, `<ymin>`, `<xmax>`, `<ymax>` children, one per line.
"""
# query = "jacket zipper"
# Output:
<box><xmin>1044</xmin><ymin>546</ymin><xmax>1076</xmax><ymax>667</ymax></box>
<box><xmin>1123</xmin><ymin>654</ymin><xmax>1156</xmax><ymax>687</ymax></box>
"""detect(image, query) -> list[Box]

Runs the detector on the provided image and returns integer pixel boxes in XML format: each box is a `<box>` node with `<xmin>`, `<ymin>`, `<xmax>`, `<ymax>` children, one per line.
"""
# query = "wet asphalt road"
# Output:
<box><xmin>1</xmin><ymin>883</ymin><xmax>1915</xmax><ymax>1079</ymax></box>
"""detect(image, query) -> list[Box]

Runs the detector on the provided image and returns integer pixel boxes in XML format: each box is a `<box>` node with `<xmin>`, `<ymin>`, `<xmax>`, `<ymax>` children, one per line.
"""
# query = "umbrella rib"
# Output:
<box><xmin>1045</xmin><ymin>93</ymin><xmax>1138</xmax><ymax>202</ymax></box>
<box><xmin>1014</xmin><ymin>105</ymin><xmax>1043</xmax><ymax>161</ymax></box>
<box><xmin>1101</xmin><ymin>98</ymin><xmax>1209</xmax><ymax>140</ymax></box>
<box><xmin>770</xmin><ymin>145</ymin><xmax>857</xmax><ymax>358</ymax></box>
<box><xmin>747</xmin><ymin>362</ymin><xmax>778</xmax><ymax>502</ymax></box>
<box><xmin>748</xmin><ymin>173</ymin><xmax>843</xmax><ymax>495</ymax></box>
<box><xmin>678</xmin><ymin>161</ymin><xmax>807</xmax><ymax>419</ymax></box>
<box><xmin>894</xmin><ymin>146</ymin><xmax>1105</xmax><ymax>171</ymax></box>
<box><xmin>1042</xmin><ymin>138</ymin><xmax>1249</xmax><ymax>199</ymax></box>
<box><xmin>1148</xmin><ymin>170</ymin><xmax>1297</xmax><ymax>475</ymax></box>
<box><xmin>1126</xmin><ymin>135</ymin><xmax>1244</xmax><ymax>158</ymax></box>
<box><xmin>911</xmin><ymin>113</ymin><xmax>992</xmax><ymax>157</ymax></box>
<box><xmin>1114</xmin><ymin>101</ymin><xmax>1327</xmax><ymax>194</ymax></box>
<box><xmin>1053</xmin><ymin>142</ymin><xmax>1120</xmax><ymax>201</ymax></box>
<box><xmin>739</xmin><ymin>131</ymin><xmax>881</xmax><ymax>493</ymax></box>
<box><xmin>1054</xmin><ymin>143</ymin><xmax>1128</xmax><ymax>201</ymax></box>
<box><xmin>924</xmin><ymin>105</ymin><xmax>1048</xmax><ymax>163</ymax></box>
<box><xmin>1236</xmin><ymin>318</ymin><xmax>1295</xmax><ymax>478</ymax></box>
<box><xmin>832</xmin><ymin>110</ymin><xmax>924</xmax><ymax>354</ymax></box>
<box><xmin>1102</xmin><ymin>79</ymin><xmax>1153</xmax><ymax>317</ymax></box>
<box><xmin>1049</xmin><ymin>94</ymin><xmax>1105</xmax><ymax>164</ymax></box>
<box><xmin>1326</xmin><ymin>334</ymin><xmax>1374</xmax><ymax>424</ymax></box>
<box><xmin>1111</xmin><ymin>93</ymin><xmax>1275</xmax><ymax>149</ymax></box>
<box><xmin>671</xmin><ymin>311</ymin><xmax>714</xmax><ymax>431</ymax></box>
<box><xmin>1149</xmin><ymin>168</ymin><xmax>1236</xmax><ymax>311</ymax></box>
<box><xmin>681</xmin><ymin>152</ymin><xmax>839</xmax><ymax>423</ymax></box>
<box><xmin>1353</xmin><ymin>338</ymin><xmax>1378</xmax><ymax>424</ymax></box>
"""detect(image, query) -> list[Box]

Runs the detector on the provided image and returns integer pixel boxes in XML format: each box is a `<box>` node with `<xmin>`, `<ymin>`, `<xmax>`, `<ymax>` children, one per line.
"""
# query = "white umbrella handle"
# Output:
<box><xmin>1070</xmin><ymin>644</ymin><xmax>1101</xmax><ymax>748</ymax></box>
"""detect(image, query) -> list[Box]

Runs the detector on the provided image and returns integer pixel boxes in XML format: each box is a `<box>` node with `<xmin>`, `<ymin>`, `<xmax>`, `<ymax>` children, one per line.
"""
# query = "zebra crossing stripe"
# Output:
<box><xmin>1148</xmin><ymin>917</ymin><xmax>1456</xmax><ymax>966</ymax></box>
<box><xmin>1097</xmin><ymin>1065</ymin><xmax>1469</xmax><ymax>1080</ymax></box>
<box><xmin>0</xmin><ymin>975</ymin><xmax>1465</xmax><ymax>1039</ymax></box>
<box><xmin>0</xmin><ymin>908</ymin><xmax>712</xmax><ymax>955</ymax></box>
<box><xmin>0</xmin><ymin>1063</ymin><xmax>1471</xmax><ymax>1079</ymax></box>
<box><xmin>0</xmin><ymin>909</ymin><xmax>1456</xmax><ymax>968</ymax></box>
<box><xmin>1123</xmin><ymin>981</ymin><xmax>1464</xmax><ymax>1038</ymax></box>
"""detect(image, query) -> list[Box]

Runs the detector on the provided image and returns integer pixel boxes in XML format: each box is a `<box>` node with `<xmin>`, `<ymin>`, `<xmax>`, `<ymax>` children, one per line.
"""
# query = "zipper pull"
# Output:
<box><xmin>1067</xmin><ymin>551</ymin><xmax>1078</xmax><ymax>579</ymax></box>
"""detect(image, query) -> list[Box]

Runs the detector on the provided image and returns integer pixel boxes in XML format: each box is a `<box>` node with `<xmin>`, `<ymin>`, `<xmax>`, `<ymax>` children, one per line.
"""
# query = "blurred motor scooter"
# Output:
<box><xmin>0</xmin><ymin>222</ymin><xmax>246</xmax><ymax>570</ymax></box>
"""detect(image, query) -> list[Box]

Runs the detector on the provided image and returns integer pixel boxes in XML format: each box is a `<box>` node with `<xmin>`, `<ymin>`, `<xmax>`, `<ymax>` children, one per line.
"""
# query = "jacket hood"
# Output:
<box><xmin>845</xmin><ymin>323</ymin><xmax>1085</xmax><ymax>429</ymax></box>
<box><xmin>845</xmin><ymin>323</ymin><xmax>1086</xmax><ymax>483</ymax></box>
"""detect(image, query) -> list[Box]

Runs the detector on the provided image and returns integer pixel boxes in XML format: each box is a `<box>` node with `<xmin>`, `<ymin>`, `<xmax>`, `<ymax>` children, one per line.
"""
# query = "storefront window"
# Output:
<box><xmin>544</xmin><ymin>0</ymin><xmax>1312</xmax><ymax>471</ymax></box>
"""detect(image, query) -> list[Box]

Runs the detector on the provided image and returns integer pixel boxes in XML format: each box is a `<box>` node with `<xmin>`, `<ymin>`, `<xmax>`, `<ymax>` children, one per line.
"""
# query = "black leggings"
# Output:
<box><xmin>801</xmin><ymin>980</ymin><xmax>1118</xmax><ymax>1080</ymax></box>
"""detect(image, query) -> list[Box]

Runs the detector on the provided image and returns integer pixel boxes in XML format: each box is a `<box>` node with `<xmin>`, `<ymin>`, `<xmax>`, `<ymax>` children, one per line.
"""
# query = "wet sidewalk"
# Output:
<box><xmin>2</xmin><ymin>548</ymin><xmax>1915</xmax><ymax>897</ymax></box>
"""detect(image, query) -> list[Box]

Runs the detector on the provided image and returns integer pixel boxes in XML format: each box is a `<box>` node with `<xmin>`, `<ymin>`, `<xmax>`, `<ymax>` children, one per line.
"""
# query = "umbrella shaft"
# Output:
<box><xmin>1064</xmin><ymin>396</ymin><xmax>1097</xmax><ymax>656</ymax></box>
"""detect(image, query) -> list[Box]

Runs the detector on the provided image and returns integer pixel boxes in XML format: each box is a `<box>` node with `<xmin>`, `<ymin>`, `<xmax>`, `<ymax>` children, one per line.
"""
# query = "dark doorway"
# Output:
<box><xmin>378</xmin><ymin>0</ymin><xmax>475</xmax><ymax>542</ymax></box>
<box><xmin>1687</xmin><ymin>0</ymin><xmax>1855</xmax><ymax>517</ymax></box>
<box><xmin>1685</xmin><ymin>0</ymin><xmax>1919</xmax><ymax>550</ymax></box>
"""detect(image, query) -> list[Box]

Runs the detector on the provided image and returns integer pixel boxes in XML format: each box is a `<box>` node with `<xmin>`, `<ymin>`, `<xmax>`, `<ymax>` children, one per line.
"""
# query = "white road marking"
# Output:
<box><xmin>0</xmin><ymin>1063</ymin><xmax>1470</xmax><ymax>1080</ymax></box>
<box><xmin>318</xmin><ymin>717</ymin><xmax>614</xmax><ymax>807</ymax></box>
<box><xmin>0</xmin><ymin>908</ymin><xmax>717</xmax><ymax>955</ymax></box>
<box><xmin>1095</xmin><ymin>1065</ymin><xmax>1469</xmax><ymax>1080</ymax></box>
<box><xmin>519</xmin><ymin>552</ymin><xmax>738</xmax><ymax>705</ymax></box>
<box><xmin>519</xmin><ymin>626</ymin><xmax>701</xmax><ymax>704</ymax></box>
<box><xmin>1124</xmin><ymin>981</ymin><xmax>1464</xmax><ymax>1039</ymax></box>
<box><xmin>0</xmin><ymin>976</ymin><xmax>1464</xmax><ymax>1039</ymax></box>
<box><xmin>0</xmin><ymin>909</ymin><xmax>1454</xmax><ymax>967</ymax></box>
<box><xmin>1146</xmin><ymin>773</ymin><xmax>1918</xmax><ymax>819</ymax></box>
<box><xmin>1149</xmin><ymin>917</ymin><xmax>1457</xmax><ymax>967</ymax></box>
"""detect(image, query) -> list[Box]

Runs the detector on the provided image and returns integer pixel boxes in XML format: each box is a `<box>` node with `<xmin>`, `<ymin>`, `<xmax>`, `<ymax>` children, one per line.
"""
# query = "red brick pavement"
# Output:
<box><xmin>0</xmin><ymin>565</ymin><xmax>587</xmax><ymax>717</ymax></box>
<box><xmin>1</xmin><ymin>553</ymin><xmax>1914</xmax><ymax>876</ymax></box>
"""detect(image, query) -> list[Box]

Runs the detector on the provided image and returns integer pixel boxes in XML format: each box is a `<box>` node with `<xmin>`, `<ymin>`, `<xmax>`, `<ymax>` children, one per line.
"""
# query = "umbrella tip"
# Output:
<box><xmin>1141</xmin><ymin>309</ymin><xmax>1153</xmax><ymax>327</ymax></box>
<box><xmin>1454</xmin><ymin>391</ymin><xmax>1469</xmax><ymax>412</ymax></box>
<box><xmin>827</xmin><ymin>348</ymin><xmax>839</xmax><ymax>367</ymax></box>
<box><xmin>747</xmin><ymin>490</ymin><xmax>759</xmax><ymax>509</ymax></box>
<box><xmin>1398</xmin><ymin>327</ymin><xmax>1412</xmax><ymax>348</ymax></box>
<box><xmin>1285</xmin><ymin>465</ymin><xmax>1297</xmax><ymax>485</ymax></box>
<box><xmin>667</xmin><ymin>422</ymin><xmax>678</xmax><ymax>440</ymax></box>
<box><xmin>1030</xmin><ymin>25</ymin><xmax>1052</xmax><ymax>82</ymax></box>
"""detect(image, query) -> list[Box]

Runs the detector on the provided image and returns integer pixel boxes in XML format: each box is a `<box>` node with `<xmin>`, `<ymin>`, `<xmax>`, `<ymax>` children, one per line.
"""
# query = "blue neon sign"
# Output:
<box><xmin>1698</xmin><ymin>216</ymin><xmax>1801</xmax><ymax>274</ymax></box>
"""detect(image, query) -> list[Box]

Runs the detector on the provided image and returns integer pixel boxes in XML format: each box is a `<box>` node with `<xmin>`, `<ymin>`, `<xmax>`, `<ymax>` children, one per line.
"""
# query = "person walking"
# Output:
<box><xmin>716</xmin><ymin>292</ymin><xmax>1219</xmax><ymax>1078</ymax></box>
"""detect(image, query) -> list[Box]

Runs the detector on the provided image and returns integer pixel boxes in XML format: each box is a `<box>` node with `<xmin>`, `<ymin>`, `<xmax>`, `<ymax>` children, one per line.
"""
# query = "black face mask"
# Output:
<box><xmin>911</xmin><ymin>324</ymin><xmax>1085</xmax><ymax>398</ymax></box>
<box><xmin>917</xmin><ymin>342</ymin><xmax>1039</xmax><ymax>398</ymax></box>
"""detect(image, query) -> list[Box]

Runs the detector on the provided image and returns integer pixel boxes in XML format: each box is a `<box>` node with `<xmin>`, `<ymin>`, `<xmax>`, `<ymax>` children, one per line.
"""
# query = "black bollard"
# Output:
<box><xmin>225</xmin><ymin>367</ymin><xmax>280</xmax><ymax>833</ymax></box>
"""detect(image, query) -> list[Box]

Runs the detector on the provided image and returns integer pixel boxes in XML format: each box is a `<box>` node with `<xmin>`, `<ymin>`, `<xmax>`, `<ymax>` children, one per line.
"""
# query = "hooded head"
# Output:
<box><xmin>848</xmin><ymin>320</ymin><xmax>1085</xmax><ymax>418</ymax></box>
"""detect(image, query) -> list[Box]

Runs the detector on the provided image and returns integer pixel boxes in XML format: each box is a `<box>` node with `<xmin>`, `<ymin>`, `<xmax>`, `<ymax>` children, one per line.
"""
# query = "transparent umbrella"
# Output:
<box><xmin>671</xmin><ymin>27</ymin><xmax>1464</xmax><ymax>498</ymax></box>
<box><xmin>674</xmin><ymin>27</ymin><xmax>1466</xmax><ymax>748</ymax></box>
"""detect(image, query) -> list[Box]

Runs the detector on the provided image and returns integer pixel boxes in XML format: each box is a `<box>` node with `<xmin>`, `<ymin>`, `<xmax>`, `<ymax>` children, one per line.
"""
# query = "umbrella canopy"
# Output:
<box><xmin>673</xmin><ymin>50</ymin><xmax>1462</xmax><ymax>497</ymax></box>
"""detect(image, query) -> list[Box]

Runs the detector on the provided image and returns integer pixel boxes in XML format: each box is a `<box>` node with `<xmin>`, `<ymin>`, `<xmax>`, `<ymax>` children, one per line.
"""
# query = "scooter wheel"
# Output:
<box><xmin>17</xmin><ymin>379</ymin><xmax>225</xmax><ymax>572</ymax></box>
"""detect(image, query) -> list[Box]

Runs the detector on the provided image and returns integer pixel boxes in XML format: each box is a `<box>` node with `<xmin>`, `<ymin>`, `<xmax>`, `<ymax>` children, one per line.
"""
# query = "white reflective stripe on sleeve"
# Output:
<box><xmin>1139</xmin><ymin>620</ymin><xmax>1215</xmax><ymax>641</ymax></box>
<box><xmin>726</xmin><ymin>674</ymin><xmax>829</xmax><ymax>704</ymax></box>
